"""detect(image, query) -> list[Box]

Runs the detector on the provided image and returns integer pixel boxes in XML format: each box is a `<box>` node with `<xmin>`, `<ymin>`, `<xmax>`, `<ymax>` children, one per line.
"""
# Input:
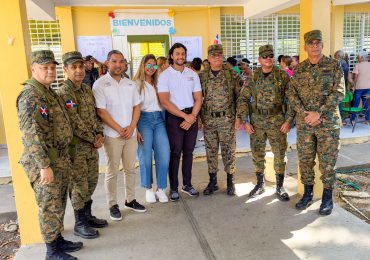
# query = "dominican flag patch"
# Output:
<box><xmin>39</xmin><ymin>105</ymin><xmax>48</xmax><ymax>119</ymax></box>
<box><xmin>66</xmin><ymin>100</ymin><xmax>77</xmax><ymax>109</ymax></box>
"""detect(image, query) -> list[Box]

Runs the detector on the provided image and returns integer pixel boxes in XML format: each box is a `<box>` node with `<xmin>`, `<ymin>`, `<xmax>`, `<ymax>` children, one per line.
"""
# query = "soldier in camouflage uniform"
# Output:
<box><xmin>236</xmin><ymin>45</ymin><xmax>294</xmax><ymax>201</ymax></box>
<box><xmin>287</xmin><ymin>30</ymin><xmax>345</xmax><ymax>215</ymax></box>
<box><xmin>199</xmin><ymin>44</ymin><xmax>243</xmax><ymax>196</ymax></box>
<box><xmin>57</xmin><ymin>51</ymin><xmax>108</xmax><ymax>240</ymax></box>
<box><xmin>17</xmin><ymin>50</ymin><xmax>81</xmax><ymax>260</ymax></box>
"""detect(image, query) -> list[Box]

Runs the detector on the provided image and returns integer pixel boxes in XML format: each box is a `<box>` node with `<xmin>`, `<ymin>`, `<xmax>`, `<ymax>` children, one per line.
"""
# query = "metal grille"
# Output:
<box><xmin>129</xmin><ymin>42</ymin><xmax>165</xmax><ymax>78</ymax></box>
<box><xmin>343</xmin><ymin>13</ymin><xmax>370</xmax><ymax>71</ymax></box>
<box><xmin>221</xmin><ymin>14</ymin><xmax>300</xmax><ymax>66</ymax></box>
<box><xmin>28</xmin><ymin>19</ymin><xmax>64</xmax><ymax>88</ymax></box>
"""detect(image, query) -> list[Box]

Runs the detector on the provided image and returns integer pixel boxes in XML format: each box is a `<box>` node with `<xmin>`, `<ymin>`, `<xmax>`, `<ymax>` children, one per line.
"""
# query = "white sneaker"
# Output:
<box><xmin>156</xmin><ymin>189</ymin><xmax>169</xmax><ymax>203</ymax></box>
<box><xmin>146</xmin><ymin>189</ymin><xmax>156</xmax><ymax>203</ymax></box>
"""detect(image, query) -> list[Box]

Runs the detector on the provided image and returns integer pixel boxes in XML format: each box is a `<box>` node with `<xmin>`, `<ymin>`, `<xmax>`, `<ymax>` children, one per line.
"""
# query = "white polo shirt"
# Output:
<box><xmin>157</xmin><ymin>66</ymin><xmax>202</xmax><ymax>110</ymax></box>
<box><xmin>93</xmin><ymin>73</ymin><xmax>140</xmax><ymax>138</ymax></box>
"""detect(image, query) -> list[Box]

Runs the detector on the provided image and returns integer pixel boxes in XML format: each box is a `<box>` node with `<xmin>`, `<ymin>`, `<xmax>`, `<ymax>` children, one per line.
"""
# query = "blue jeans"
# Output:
<box><xmin>137</xmin><ymin>111</ymin><xmax>170</xmax><ymax>189</ymax></box>
<box><xmin>351</xmin><ymin>89</ymin><xmax>370</xmax><ymax>120</ymax></box>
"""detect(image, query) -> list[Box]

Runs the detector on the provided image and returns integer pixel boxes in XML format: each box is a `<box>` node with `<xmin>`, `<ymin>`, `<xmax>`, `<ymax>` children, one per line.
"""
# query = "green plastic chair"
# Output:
<box><xmin>340</xmin><ymin>91</ymin><xmax>365</xmax><ymax>132</ymax></box>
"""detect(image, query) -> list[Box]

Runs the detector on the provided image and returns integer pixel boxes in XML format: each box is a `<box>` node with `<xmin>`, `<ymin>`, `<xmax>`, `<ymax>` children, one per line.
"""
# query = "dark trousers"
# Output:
<box><xmin>166</xmin><ymin>112</ymin><xmax>198</xmax><ymax>191</ymax></box>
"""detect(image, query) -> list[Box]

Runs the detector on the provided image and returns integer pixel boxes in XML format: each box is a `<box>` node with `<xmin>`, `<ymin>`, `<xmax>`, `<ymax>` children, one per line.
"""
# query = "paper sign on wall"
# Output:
<box><xmin>172</xmin><ymin>36</ymin><xmax>202</xmax><ymax>61</ymax></box>
<box><xmin>77</xmin><ymin>36</ymin><xmax>113</xmax><ymax>63</ymax></box>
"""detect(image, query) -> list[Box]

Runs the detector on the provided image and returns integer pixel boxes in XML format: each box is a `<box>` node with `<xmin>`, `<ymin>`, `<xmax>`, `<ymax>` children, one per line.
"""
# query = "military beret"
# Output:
<box><xmin>62</xmin><ymin>51</ymin><xmax>84</xmax><ymax>65</ymax></box>
<box><xmin>208</xmin><ymin>44</ymin><xmax>223</xmax><ymax>55</ymax></box>
<box><xmin>259</xmin><ymin>45</ymin><xmax>274</xmax><ymax>57</ymax></box>
<box><xmin>304</xmin><ymin>30</ymin><xmax>322</xmax><ymax>44</ymax></box>
<box><xmin>31</xmin><ymin>50</ymin><xmax>59</xmax><ymax>65</ymax></box>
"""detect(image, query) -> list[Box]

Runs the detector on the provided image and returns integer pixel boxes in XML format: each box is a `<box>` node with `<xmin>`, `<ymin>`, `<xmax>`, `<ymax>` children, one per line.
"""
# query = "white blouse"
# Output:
<box><xmin>138</xmin><ymin>81</ymin><xmax>162</xmax><ymax>112</ymax></box>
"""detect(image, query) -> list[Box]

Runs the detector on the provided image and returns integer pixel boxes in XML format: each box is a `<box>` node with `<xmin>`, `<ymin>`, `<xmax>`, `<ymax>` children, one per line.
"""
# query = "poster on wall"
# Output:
<box><xmin>77</xmin><ymin>36</ymin><xmax>113</xmax><ymax>63</ymax></box>
<box><xmin>111</xmin><ymin>9</ymin><xmax>174</xmax><ymax>36</ymax></box>
<box><xmin>172</xmin><ymin>36</ymin><xmax>202</xmax><ymax>61</ymax></box>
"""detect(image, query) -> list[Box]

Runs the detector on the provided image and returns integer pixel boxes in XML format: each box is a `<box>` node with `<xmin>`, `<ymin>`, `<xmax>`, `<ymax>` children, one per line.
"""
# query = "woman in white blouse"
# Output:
<box><xmin>133</xmin><ymin>54</ymin><xmax>170</xmax><ymax>203</ymax></box>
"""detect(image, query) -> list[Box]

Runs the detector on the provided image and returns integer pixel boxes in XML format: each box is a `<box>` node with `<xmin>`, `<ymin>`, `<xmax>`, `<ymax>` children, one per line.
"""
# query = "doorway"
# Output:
<box><xmin>128</xmin><ymin>35</ymin><xmax>169</xmax><ymax>78</ymax></box>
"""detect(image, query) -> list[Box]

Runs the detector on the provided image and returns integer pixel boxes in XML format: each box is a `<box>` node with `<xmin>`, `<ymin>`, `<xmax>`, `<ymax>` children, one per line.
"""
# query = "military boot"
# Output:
<box><xmin>203</xmin><ymin>173</ymin><xmax>218</xmax><ymax>195</ymax></box>
<box><xmin>319</xmin><ymin>188</ymin><xmax>334</xmax><ymax>215</ymax></box>
<box><xmin>45</xmin><ymin>239</ymin><xmax>77</xmax><ymax>260</ymax></box>
<box><xmin>85</xmin><ymin>200</ymin><xmax>108</xmax><ymax>228</ymax></box>
<box><xmin>249</xmin><ymin>173</ymin><xmax>265</xmax><ymax>197</ymax></box>
<box><xmin>56</xmin><ymin>235</ymin><xmax>83</xmax><ymax>252</ymax></box>
<box><xmin>74</xmin><ymin>209</ymin><xmax>99</xmax><ymax>239</ymax></box>
<box><xmin>226</xmin><ymin>173</ymin><xmax>235</xmax><ymax>196</ymax></box>
<box><xmin>276</xmin><ymin>174</ymin><xmax>290</xmax><ymax>201</ymax></box>
<box><xmin>295</xmin><ymin>184</ymin><xmax>314</xmax><ymax>210</ymax></box>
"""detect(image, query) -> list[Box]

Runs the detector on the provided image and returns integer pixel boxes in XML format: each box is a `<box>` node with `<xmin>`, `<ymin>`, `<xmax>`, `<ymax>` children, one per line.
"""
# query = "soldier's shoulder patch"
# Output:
<box><xmin>39</xmin><ymin>105</ymin><xmax>48</xmax><ymax>119</ymax></box>
<box><xmin>66</xmin><ymin>99</ymin><xmax>77</xmax><ymax>109</ymax></box>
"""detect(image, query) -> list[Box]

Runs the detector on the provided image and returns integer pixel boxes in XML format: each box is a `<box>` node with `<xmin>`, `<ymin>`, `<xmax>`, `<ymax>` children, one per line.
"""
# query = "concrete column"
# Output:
<box><xmin>0</xmin><ymin>1</ymin><xmax>43</xmax><ymax>244</ymax></box>
<box><xmin>207</xmin><ymin>7</ymin><xmax>221</xmax><ymax>57</ymax></box>
<box><xmin>56</xmin><ymin>7</ymin><xmax>76</xmax><ymax>53</ymax></box>
<box><xmin>300</xmin><ymin>0</ymin><xmax>332</xmax><ymax>60</ymax></box>
<box><xmin>264</xmin><ymin>152</ymin><xmax>288</xmax><ymax>183</ymax></box>
<box><xmin>331</xmin><ymin>5</ymin><xmax>344</xmax><ymax>55</ymax></box>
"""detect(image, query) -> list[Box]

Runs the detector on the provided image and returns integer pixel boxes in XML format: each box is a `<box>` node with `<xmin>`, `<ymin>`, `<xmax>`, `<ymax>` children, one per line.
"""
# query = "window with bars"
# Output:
<box><xmin>28</xmin><ymin>19</ymin><xmax>64</xmax><ymax>88</ymax></box>
<box><xmin>343</xmin><ymin>13</ymin><xmax>370</xmax><ymax>71</ymax></box>
<box><xmin>221</xmin><ymin>14</ymin><xmax>300</xmax><ymax>66</ymax></box>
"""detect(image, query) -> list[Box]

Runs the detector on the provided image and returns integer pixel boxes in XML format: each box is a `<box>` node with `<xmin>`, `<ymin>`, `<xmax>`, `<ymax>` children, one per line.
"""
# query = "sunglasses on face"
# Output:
<box><xmin>146</xmin><ymin>64</ymin><xmax>158</xmax><ymax>70</ymax></box>
<box><xmin>307</xmin><ymin>41</ymin><xmax>322</xmax><ymax>48</ymax></box>
<box><xmin>261</xmin><ymin>54</ymin><xmax>274</xmax><ymax>59</ymax></box>
<box><xmin>210</xmin><ymin>54</ymin><xmax>223</xmax><ymax>59</ymax></box>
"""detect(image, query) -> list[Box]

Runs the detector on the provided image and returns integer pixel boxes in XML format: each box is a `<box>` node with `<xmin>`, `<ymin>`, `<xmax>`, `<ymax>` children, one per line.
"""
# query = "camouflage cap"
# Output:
<box><xmin>304</xmin><ymin>30</ymin><xmax>322</xmax><ymax>44</ymax></box>
<box><xmin>259</xmin><ymin>45</ymin><xmax>274</xmax><ymax>57</ymax></box>
<box><xmin>208</xmin><ymin>44</ymin><xmax>223</xmax><ymax>55</ymax></box>
<box><xmin>31</xmin><ymin>50</ymin><xmax>59</xmax><ymax>65</ymax></box>
<box><xmin>62</xmin><ymin>51</ymin><xmax>84</xmax><ymax>65</ymax></box>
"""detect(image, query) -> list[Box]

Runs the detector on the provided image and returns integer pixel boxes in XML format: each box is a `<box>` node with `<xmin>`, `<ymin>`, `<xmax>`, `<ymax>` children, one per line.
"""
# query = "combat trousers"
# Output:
<box><xmin>297</xmin><ymin>128</ymin><xmax>340</xmax><ymax>189</ymax></box>
<box><xmin>250</xmin><ymin>115</ymin><xmax>287</xmax><ymax>175</ymax></box>
<box><xmin>203</xmin><ymin>116</ymin><xmax>236</xmax><ymax>175</ymax></box>
<box><xmin>22</xmin><ymin>154</ymin><xmax>70</xmax><ymax>243</ymax></box>
<box><xmin>104</xmin><ymin>135</ymin><xmax>137</xmax><ymax>207</ymax></box>
<box><xmin>69</xmin><ymin>141</ymin><xmax>99</xmax><ymax>210</ymax></box>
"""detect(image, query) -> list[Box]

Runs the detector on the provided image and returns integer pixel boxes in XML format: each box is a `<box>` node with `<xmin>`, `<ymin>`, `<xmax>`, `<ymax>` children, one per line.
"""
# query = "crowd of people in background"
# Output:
<box><xmin>80</xmin><ymin>45</ymin><xmax>369</xmax><ymax>129</ymax></box>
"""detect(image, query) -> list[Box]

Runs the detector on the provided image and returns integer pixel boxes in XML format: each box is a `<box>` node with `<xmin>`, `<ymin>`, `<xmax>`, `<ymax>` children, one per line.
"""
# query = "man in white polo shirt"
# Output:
<box><xmin>93</xmin><ymin>50</ymin><xmax>146</xmax><ymax>221</ymax></box>
<box><xmin>158</xmin><ymin>43</ymin><xmax>203</xmax><ymax>202</ymax></box>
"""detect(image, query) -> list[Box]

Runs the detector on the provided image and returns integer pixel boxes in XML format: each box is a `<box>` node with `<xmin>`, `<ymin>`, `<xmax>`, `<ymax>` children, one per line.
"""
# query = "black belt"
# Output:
<box><xmin>253</xmin><ymin>106</ymin><xmax>283</xmax><ymax>116</ymax></box>
<box><xmin>181</xmin><ymin>107</ymin><xmax>193</xmax><ymax>114</ymax></box>
<box><xmin>210</xmin><ymin>111</ymin><xmax>227</xmax><ymax>118</ymax></box>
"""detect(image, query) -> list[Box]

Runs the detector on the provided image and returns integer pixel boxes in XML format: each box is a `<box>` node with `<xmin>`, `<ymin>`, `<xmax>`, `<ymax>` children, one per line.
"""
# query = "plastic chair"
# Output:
<box><xmin>340</xmin><ymin>91</ymin><xmax>365</xmax><ymax>132</ymax></box>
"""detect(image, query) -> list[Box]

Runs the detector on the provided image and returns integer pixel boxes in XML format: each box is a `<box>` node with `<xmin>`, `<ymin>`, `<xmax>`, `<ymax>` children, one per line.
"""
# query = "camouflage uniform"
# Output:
<box><xmin>237</xmin><ymin>50</ymin><xmax>294</xmax><ymax>177</ymax></box>
<box><xmin>57</xmin><ymin>52</ymin><xmax>103</xmax><ymax>211</ymax></box>
<box><xmin>237</xmin><ymin>45</ymin><xmax>293</xmax><ymax>200</ymax></box>
<box><xmin>288</xmin><ymin>35</ymin><xmax>345</xmax><ymax>190</ymax></box>
<box><xmin>57</xmin><ymin>51</ymin><xmax>106</xmax><ymax>239</ymax></box>
<box><xmin>17</xmin><ymin>51</ymin><xmax>73</xmax><ymax>243</ymax></box>
<box><xmin>200</xmin><ymin>44</ymin><xmax>243</xmax><ymax>196</ymax></box>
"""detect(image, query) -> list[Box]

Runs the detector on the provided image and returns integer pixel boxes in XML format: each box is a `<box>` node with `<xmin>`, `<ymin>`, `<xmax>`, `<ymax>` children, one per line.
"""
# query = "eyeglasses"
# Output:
<box><xmin>210</xmin><ymin>54</ymin><xmax>223</xmax><ymax>59</ymax></box>
<box><xmin>261</xmin><ymin>54</ymin><xmax>274</xmax><ymax>59</ymax></box>
<box><xmin>307</xmin><ymin>41</ymin><xmax>322</xmax><ymax>48</ymax></box>
<box><xmin>146</xmin><ymin>64</ymin><xmax>158</xmax><ymax>70</ymax></box>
